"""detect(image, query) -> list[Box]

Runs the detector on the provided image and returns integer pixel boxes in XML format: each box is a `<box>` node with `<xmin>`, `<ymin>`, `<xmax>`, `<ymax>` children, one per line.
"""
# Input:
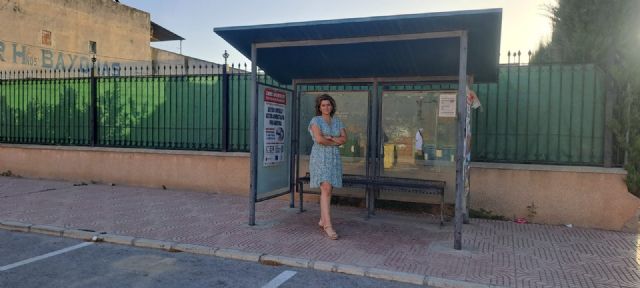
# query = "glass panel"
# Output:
<box><xmin>380</xmin><ymin>90</ymin><xmax>457</xmax><ymax>200</ymax></box>
<box><xmin>298</xmin><ymin>90</ymin><xmax>369</xmax><ymax>185</ymax></box>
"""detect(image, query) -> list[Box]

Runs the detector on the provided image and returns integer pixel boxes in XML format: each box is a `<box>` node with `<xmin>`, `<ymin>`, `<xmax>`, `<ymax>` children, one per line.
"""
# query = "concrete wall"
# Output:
<box><xmin>0</xmin><ymin>145</ymin><xmax>636</xmax><ymax>231</ymax></box>
<box><xmin>151</xmin><ymin>47</ymin><xmax>222</xmax><ymax>74</ymax></box>
<box><xmin>470</xmin><ymin>162</ymin><xmax>639</xmax><ymax>232</ymax></box>
<box><xmin>0</xmin><ymin>145</ymin><xmax>249</xmax><ymax>196</ymax></box>
<box><xmin>0</xmin><ymin>0</ymin><xmax>151</xmax><ymax>71</ymax></box>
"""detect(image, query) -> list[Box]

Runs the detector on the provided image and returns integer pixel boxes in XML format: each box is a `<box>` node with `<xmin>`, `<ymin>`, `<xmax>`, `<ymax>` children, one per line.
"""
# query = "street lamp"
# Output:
<box><xmin>223</xmin><ymin>50</ymin><xmax>229</xmax><ymax>65</ymax></box>
<box><xmin>222</xmin><ymin>50</ymin><xmax>229</xmax><ymax>73</ymax></box>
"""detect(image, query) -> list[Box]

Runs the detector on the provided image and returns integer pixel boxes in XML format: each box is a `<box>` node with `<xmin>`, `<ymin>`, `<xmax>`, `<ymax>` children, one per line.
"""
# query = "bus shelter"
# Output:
<box><xmin>215</xmin><ymin>8</ymin><xmax>502</xmax><ymax>250</ymax></box>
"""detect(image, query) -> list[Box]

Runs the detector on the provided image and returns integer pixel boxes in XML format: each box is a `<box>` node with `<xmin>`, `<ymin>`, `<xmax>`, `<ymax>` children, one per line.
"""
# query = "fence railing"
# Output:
<box><xmin>471</xmin><ymin>63</ymin><xmax>606</xmax><ymax>166</ymax></box>
<box><xmin>0</xmin><ymin>64</ymin><xmax>287</xmax><ymax>152</ymax></box>
<box><xmin>0</xmin><ymin>62</ymin><xmax>609</xmax><ymax>166</ymax></box>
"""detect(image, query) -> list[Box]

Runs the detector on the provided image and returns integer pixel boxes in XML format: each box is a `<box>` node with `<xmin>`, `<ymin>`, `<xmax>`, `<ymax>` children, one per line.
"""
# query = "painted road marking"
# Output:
<box><xmin>0</xmin><ymin>242</ymin><xmax>94</xmax><ymax>272</ymax></box>
<box><xmin>261</xmin><ymin>270</ymin><xmax>297</xmax><ymax>288</ymax></box>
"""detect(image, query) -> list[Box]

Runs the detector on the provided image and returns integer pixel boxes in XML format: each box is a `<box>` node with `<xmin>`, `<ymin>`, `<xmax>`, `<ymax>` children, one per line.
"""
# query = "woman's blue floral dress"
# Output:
<box><xmin>309</xmin><ymin>116</ymin><xmax>345</xmax><ymax>188</ymax></box>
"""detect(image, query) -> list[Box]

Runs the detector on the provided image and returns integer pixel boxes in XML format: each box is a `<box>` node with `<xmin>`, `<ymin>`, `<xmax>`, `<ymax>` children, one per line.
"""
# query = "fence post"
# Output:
<box><xmin>603</xmin><ymin>80</ymin><xmax>617</xmax><ymax>167</ymax></box>
<box><xmin>221</xmin><ymin>64</ymin><xmax>230</xmax><ymax>151</ymax></box>
<box><xmin>90</xmin><ymin>57</ymin><xmax>98</xmax><ymax>146</ymax></box>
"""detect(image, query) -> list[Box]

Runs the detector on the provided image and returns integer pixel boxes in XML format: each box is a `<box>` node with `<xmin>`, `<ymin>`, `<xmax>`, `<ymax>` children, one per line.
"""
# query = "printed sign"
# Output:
<box><xmin>439</xmin><ymin>93</ymin><xmax>457</xmax><ymax>117</ymax></box>
<box><xmin>263</xmin><ymin>88</ymin><xmax>287</xmax><ymax>166</ymax></box>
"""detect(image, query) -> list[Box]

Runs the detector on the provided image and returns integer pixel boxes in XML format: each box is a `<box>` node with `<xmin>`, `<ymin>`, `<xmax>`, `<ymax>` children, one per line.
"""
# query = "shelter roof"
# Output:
<box><xmin>214</xmin><ymin>9</ymin><xmax>502</xmax><ymax>84</ymax></box>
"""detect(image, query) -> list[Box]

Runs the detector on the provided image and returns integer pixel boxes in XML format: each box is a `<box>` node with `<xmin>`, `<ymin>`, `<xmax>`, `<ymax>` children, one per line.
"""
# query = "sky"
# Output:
<box><xmin>121</xmin><ymin>0</ymin><xmax>556</xmax><ymax>65</ymax></box>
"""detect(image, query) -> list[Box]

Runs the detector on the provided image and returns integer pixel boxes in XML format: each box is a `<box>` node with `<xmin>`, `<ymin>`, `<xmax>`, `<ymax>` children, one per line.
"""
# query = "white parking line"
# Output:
<box><xmin>261</xmin><ymin>270</ymin><xmax>297</xmax><ymax>288</ymax></box>
<box><xmin>0</xmin><ymin>242</ymin><xmax>94</xmax><ymax>272</ymax></box>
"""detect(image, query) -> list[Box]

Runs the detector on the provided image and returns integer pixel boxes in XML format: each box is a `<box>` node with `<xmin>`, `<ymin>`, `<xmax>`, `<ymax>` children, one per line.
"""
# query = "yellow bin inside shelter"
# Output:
<box><xmin>383</xmin><ymin>144</ymin><xmax>396</xmax><ymax>168</ymax></box>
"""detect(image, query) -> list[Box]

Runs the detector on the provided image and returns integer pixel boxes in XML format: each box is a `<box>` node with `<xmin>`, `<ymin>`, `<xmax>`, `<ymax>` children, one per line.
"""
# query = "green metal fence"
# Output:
<box><xmin>0</xmin><ymin>71</ymin><xmax>91</xmax><ymax>146</ymax></box>
<box><xmin>0</xmin><ymin>64</ymin><xmax>605</xmax><ymax>165</ymax></box>
<box><xmin>472</xmin><ymin>64</ymin><xmax>605</xmax><ymax>165</ymax></box>
<box><xmin>295</xmin><ymin>64</ymin><xmax>607</xmax><ymax>166</ymax></box>
<box><xmin>0</xmin><ymin>66</ymin><xmax>286</xmax><ymax>152</ymax></box>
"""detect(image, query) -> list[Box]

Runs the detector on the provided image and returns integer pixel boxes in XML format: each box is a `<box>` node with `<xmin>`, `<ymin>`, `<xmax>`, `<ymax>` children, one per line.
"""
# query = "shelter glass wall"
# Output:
<box><xmin>379</xmin><ymin>89</ymin><xmax>457</xmax><ymax>201</ymax></box>
<box><xmin>298</xmin><ymin>88</ymin><xmax>370</xmax><ymax>196</ymax></box>
<box><xmin>296</xmin><ymin>84</ymin><xmax>458</xmax><ymax>202</ymax></box>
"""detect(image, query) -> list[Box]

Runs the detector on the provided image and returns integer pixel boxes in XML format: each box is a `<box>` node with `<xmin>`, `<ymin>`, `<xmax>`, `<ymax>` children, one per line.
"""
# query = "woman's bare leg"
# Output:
<box><xmin>319</xmin><ymin>182</ymin><xmax>332</xmax><ymax>227</ymax></box>
<box><xmin>319</xmin><ymin>182</ymin><xmax>337</xmax><ymax>239</ymax></box>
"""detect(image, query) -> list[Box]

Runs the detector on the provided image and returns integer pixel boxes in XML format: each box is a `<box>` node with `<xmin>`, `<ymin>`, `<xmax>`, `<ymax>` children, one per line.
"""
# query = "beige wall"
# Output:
<box><xmin>1</xmin><ymin>145</ymin><xmax>637</xmax><ymax>231</ymax></box>
<box><xmin>151</xmin><ymin>48</ymin><xmax>220</xmax><ymax>74</ymax></box>
<box><xmin>470</xmin><ymin>162</ymin><xmax>639</xmax><ymax>232</ymax></box>
<box><xmin>0</xmin><ymin>145</ymin><xmax>249</xmax><ymax>196</ymax></box>
<box><xmin>0</xmin><ymin>0</ymin><xmax>151</xmax><ymax>71</ymax></box>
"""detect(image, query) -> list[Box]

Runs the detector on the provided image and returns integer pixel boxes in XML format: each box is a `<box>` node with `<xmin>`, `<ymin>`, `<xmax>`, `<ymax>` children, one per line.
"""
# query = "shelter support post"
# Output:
<box><xmin>463</xmin><ymin>76</ymin><xmax>474</xmax><ymax>225</ymax></box>
<box><xmin>249</xmin><ymin>43</ymin><xmax>258</xmax><ymax>226</ymax></box>
<box><xmin>454</xmin><ymin>31</ymin><xmax>468</xmax><ymax>250</ymax></box>
<box><xmin>289</xmin><ymin>81</ymin><xmax>298</xmax><ymax>208</ymax></box>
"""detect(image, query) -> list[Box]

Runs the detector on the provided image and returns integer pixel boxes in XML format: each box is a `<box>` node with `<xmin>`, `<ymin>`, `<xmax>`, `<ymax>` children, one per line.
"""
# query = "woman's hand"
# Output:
<box><xmin>325</xmin><ymin>135</ymin><xmax>340</xmax><ymax>146</ymax></box>
<box><xmin>311</xmin><ymin>125</ymin><xmax>338</xmax><ymax>146</ymax></box>
<box><xmin>331</xmin><ymin>135</ymin><xmax>346</xmax><ymax>145</ymax></box>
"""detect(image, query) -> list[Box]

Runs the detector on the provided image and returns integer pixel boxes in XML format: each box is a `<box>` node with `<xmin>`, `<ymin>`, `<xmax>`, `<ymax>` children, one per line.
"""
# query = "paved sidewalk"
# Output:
<box><xmin>1</xmin><ymin>176</ymin><xmax>639</xmax><ymax>288</ymax></box>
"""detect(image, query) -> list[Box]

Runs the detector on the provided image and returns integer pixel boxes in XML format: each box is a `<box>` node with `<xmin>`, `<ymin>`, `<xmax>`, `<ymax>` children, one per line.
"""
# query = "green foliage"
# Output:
<box><xmin>531</xmin><ymin>0</ymin><xmax>640</xmax><ymax>195</ymax></box>
<box><xmin>469</xmin><ymin>208</ymin><xmax>507</xmax><ymax>221</ymax></box>
<box><xmin>531</xmin><ymin>0</ymin><xmax>640</xmax><ymax>66</ymax></box>
<box><xmin>625</xmin><ymin>138</ymin><xmax>640</xmax><ymax>196</ymax></box>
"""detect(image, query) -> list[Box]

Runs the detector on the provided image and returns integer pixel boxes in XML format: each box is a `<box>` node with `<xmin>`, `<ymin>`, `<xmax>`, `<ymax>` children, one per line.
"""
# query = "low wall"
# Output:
<box><xmin>1</xmin><ymin>145</ymin><xmax>637</xmax><ymax>231</ymax></box>
<box><xmin>0</xmin><ymin>144</ymin><xmax>249</xmax><ymax>196</ymax></box>
<box><xmin>470</xmin><ymin>162</ymin><xmax>639</xmax><ymax>232</ymax></box>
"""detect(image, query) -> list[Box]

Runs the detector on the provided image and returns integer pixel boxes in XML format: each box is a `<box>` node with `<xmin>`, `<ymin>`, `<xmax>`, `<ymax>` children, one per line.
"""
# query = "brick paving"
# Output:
<box><xmin>1</xmin><ymin>176</ymin><xmax>639</xmax><ymax>288</ymax></box>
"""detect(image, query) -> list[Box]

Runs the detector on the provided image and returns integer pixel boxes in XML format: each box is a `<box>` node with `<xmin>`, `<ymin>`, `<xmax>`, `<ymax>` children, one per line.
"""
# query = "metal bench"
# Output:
<box><xmin>296</xmin><ymin>173</ymin><xmax>445</xmax><ymax>226</ymax></box>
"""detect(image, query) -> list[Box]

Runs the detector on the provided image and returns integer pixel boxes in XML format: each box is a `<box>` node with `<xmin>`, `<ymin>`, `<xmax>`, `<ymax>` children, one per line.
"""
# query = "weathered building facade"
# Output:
<box><xmin>0</xmin><ymin>0</ymin><xmax>199</xmax><ymax>72</ymax></box>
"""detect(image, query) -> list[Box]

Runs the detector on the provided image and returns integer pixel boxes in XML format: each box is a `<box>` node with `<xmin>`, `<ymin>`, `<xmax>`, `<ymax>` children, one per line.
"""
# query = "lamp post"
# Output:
<box><xmin>222</xmin><ymin>50</ymin><xmax>229</xmax><ymax>73</ymax></box>
<box><xmin>91</xmin><ymin>54</ymin><xmax>96</xmax><ymax>76</ymax></box>
<box><xmin>90</xmin><ymin>53</ymin><xmax>98</xmax><ymax>146</ymax></box>
<box><xmin>221</xmin><ymin>50</ymin><xmax>230</xmax><ymax>151</ymax></box>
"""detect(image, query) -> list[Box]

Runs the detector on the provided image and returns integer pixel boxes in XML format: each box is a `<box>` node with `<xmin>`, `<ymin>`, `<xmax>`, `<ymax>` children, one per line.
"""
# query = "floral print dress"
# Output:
<box><xmin>308</xmin><ymin>116</ymin><xmax>345</xmax><ymax>188</ymax></box>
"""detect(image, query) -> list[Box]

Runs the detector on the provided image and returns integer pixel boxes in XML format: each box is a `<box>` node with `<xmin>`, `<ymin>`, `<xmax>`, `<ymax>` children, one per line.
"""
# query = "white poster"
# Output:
<box><xmin>263</xmin><ymin>88</ymin><xmax>287</xmax><ymax>166</ymax></box>
<box><xmin>439</xmin><ymin>93</ymin><xmax>457</xmax><ymax>118</ymax></box>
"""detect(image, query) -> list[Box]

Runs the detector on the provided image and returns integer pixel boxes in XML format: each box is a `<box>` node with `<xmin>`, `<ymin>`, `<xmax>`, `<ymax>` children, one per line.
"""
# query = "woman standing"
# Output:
<box><xmin>308</xmin><ymin>94</ymin><xmax>347</xmax><ymax>240</ymax></box>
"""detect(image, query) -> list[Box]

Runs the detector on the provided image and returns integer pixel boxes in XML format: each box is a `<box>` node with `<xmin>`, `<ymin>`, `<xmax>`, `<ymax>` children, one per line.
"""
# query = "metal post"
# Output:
<box><xmin>289</xmin><ymin>81</ymin><xmax>298</xmax><ymax>208</ymax></box>
<box><xmin>454</xmin><ymin>31</ymin><xmax>468</xmax><ymax>250</ymax></box>
<box><xmin>90</xmin><ymin>56</ymin><xmax>98</xmax><ymax>146</ymax></box>
<box><xmin>249</xmin><ymin>44</ymin><xmax>258</xmax><ymax>226</ymax></box>
<box><xmin>464</xmin><ymin>76</ymin><xmax>474</xmax><ymax>225</ymax></box>
<box><xmin>295</xmin><ymin>82</ymin><xmax>303</xmax><ymax>212</ymax></box>
<box><xmin>222</xmin><ymin>65</ymin><xmax>230</xmax><ymax>151</ymax></box>
<box><xmin>365</xmin><ymin>83</ymin><xmax>374</xmax><ymax>217</ymax></box>
<box><xmin>372</xmin><ymin>81</ymin><xmax>380</xmax><ymax>215</ymax></box>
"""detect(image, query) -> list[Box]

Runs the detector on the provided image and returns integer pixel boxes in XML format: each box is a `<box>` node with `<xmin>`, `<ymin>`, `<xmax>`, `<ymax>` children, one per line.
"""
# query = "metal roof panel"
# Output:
<box><xmin>214</xmin><ymin>9</ymin><xmax>502</xmax><ymax>84</ymax></box>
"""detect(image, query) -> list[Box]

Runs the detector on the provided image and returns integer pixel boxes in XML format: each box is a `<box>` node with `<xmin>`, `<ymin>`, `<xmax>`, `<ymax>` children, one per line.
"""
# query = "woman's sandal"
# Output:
<box><xmin>322</xmin><ymin>225</ymin><xmax>339</xmax><ymax>240</ymax></box>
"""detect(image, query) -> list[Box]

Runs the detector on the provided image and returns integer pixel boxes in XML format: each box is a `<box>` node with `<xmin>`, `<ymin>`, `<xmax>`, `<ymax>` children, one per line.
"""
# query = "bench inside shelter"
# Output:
<box><xmin>296</xmin><ymin>173</ymin><xmax>446</xmax><ymax>226</ymax></box>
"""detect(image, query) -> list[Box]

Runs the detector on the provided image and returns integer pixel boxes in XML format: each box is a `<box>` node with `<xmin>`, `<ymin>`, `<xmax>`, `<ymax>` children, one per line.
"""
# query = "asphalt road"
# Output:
<box><xmin>0</xmin><ymin>230</ymin><xmax>427</xmax><ymax>288</ymax></box>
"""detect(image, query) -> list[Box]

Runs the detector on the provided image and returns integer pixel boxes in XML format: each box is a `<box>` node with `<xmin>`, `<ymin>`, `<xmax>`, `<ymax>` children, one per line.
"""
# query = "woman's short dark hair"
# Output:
<box><xmin>315</xmin><ymin>94</ymin><xmax>337</xmax><ymax>116</ymax></box>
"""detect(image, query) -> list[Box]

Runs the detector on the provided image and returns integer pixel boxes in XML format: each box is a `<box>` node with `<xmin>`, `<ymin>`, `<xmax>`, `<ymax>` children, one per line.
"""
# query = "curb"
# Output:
<box><xmin>0</xmin><ymin>220</ymin><xmax>501</xmax><ymax>288</ymax></box>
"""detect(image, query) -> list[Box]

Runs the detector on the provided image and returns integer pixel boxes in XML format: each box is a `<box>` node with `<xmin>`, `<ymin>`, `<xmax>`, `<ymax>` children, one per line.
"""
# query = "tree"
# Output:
<box><xmin>531</xmin><ymin>0</ymin><xmax>640</xmax><ymax>195</ymax></box>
